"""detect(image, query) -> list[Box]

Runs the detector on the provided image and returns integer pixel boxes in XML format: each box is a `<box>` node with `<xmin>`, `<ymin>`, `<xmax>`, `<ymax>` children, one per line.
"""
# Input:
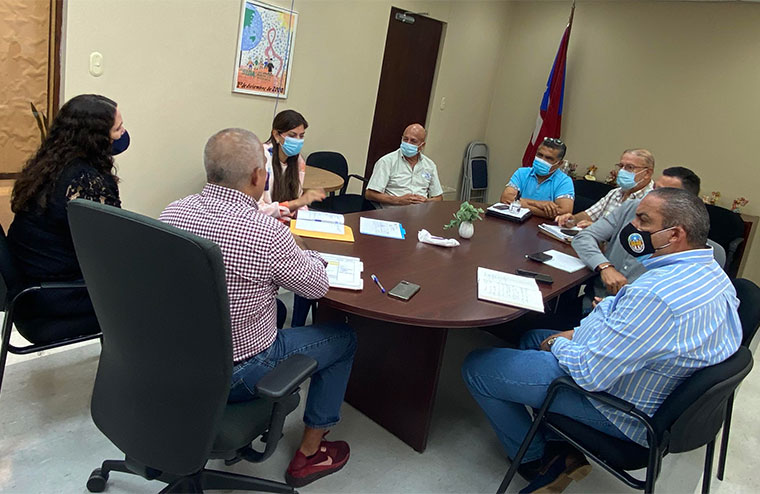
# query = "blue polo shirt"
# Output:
<box><xmin>506</xmin><ymin>167</ymin><xmax>575</xmax><ymax>202</ymax></box>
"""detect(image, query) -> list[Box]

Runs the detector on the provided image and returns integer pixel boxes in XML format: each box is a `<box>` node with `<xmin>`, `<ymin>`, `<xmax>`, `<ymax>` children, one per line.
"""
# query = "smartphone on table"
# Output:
<box><xmin>515</xmin><ymin>269</ymin><xmax>553</xmax><ymax>284</ymax></box>
<box><xmin>526</xmin><ymin>251</ymin><xmax>552</xmax><ymax>263</ymax></box>
<box><xmin>388</xmin><ymin>280</ymin><xmax>421</xmax><ymax>301</ymax></box>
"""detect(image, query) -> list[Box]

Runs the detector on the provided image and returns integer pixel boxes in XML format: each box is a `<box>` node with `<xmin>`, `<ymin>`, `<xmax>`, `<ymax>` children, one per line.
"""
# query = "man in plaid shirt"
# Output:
<box><xmin>160</xmin><ymin>128</ymin><xmax>356</xmax><ymax>488</ymax></box>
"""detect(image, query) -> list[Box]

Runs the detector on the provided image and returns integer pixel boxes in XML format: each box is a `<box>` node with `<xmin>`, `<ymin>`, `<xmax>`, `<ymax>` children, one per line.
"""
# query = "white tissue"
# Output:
<box><xmin>417</xmin><ymin>229</ymin><xmax>460</xmax><ymax>248</ymax></box>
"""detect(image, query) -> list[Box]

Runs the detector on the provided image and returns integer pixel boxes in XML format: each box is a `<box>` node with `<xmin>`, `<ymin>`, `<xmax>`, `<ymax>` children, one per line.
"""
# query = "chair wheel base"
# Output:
<box><xmin>87</xmin><ymin>468</ymin><xmax>109</xmax><ymax>492</ymax></box>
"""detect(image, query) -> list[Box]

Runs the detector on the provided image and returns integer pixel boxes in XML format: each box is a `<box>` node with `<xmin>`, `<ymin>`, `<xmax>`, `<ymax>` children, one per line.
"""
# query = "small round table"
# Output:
<box><xmin>303</xmin><ymin>166</ymin><xmax>344</xmax><ymax>193</ymax></box>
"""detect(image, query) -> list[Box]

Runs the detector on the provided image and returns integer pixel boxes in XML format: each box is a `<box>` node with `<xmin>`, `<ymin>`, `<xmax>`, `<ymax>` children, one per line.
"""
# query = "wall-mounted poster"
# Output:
<box><xmin>233</xmin><ymin>0</ymin><xmax>298</xmax><ymax>98</ymax></box>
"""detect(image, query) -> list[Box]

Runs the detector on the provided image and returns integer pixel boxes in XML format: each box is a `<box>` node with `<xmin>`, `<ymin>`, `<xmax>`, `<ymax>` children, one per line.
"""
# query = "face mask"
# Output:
<box><xmin>400</xmin><ymin>141</ymin><xmax>419</xmax><ymax>158</ymax></box>
<box><xmin>619</xmin><ymin>222</ymin><xmax>674</xmax><ymax>260</ymax></box>
<box><xmin>532</xmin><ymin>157</ymin><xmax>553</xmax><ymax>176</ymax></box>
<box><xmin>281</xmin><ymin>136</ymin><xmax>304</xmax><ymax>157</ymax></box>
<box><xmin>111</xmin><ymin>130</ymin><xmax>130</xmax><ymax>155</ymax></box>
<box><xmin>616</xmin><ymin>168</ymin><xmax>642</xmax><ymax>190</ymax></box>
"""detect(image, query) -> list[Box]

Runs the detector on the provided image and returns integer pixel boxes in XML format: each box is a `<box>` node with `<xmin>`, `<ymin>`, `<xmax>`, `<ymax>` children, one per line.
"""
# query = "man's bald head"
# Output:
<box><xmin>204</xmin><ymin>128</ymin><xmax>264</xmax><ymax>190</ymax></box>
<box><xmin>404</xmin><ymin>123</ymin><xmax>427</xmax><ymax>141</ymax></box>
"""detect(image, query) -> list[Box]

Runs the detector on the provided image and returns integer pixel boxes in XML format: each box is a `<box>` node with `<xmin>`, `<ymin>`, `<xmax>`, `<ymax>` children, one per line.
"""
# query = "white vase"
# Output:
<box><xmin>458</xmin><ymin>221</ymin><xmax>474</xmax><ymax>239</ymax></box>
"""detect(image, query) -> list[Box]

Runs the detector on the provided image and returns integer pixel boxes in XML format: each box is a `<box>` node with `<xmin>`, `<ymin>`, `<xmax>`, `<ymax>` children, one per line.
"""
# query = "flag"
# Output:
<box><xmin>522</xmin><ymin>4</ymin><xmax>575</xmax><ymax>166</ymax></box>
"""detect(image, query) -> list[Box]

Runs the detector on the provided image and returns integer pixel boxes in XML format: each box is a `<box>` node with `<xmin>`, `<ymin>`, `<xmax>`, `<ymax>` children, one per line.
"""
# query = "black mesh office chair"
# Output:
<box><xmin>0</xmin><ymin>225</ymin><xmax>101</xmax><ymax>397</ymax></box>
<box><xmin>705</xmin><ymin>204</ymin><xmax>746</xmax><ymax>278</ymax></box>
<box><xmin>67</xmin><ymin>200</ymin><xmax>316</xmax><ymax>494</ymax></box>
<box><xmin>716</xmin><ymin>278</ymin><xmax>760</xmax><ymax>481</ymax></box>
<box><xmin>497</xmin><ymin>346</ymin><xmax>753</xmax><ymax>494</ymax></box>
<box><xmin>571</xmin><ymin>179</ymin><xmax>614</xmax><ymax>214</ymax></box>
<box><xmin>306</xmin><ymin>151</ymin><xmax>375</xmax><ymax>214</ymax></box>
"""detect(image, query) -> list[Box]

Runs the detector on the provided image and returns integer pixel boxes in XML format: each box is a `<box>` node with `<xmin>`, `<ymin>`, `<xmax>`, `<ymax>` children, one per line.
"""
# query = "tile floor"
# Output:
<box><xmin>1</xmin><ymin>294</ymin><xmax>757</xmax><ymax>493</ymax></box>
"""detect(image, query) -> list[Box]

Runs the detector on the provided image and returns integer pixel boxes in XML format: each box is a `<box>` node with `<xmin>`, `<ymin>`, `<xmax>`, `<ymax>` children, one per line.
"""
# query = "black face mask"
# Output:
<box><xmin>111</xmin><ymin>130</ymin><xmax>130</xmax><ymax>155</ymax></box>
<box><xmin>619</xmin><ymin>222</ymin><xmax>673</xmax><ymax>260</ymax></box>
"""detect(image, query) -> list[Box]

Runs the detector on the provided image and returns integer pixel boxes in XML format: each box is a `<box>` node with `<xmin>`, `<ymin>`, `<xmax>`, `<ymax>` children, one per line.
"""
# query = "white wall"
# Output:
<box><xmin>62</xmin><ymin>0</ymin><xmax>510</xmax><ymax>216</ymax></box>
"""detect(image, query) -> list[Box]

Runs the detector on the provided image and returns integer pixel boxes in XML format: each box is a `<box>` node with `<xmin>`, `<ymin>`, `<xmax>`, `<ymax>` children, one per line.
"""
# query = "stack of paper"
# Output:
<box><xmin>319</xmin><ymin>253</ymin><xmax>363</xmax><ymax>290</ymax></box>
<box><xmin>359</xmin><ymin>217</ymin><xmax>405</xmax><ymax>239</ymax></box>
<box><xmin>538</xmin><ymin>224</ymin><xmax>580</xmax><ymax>243</ymax></box>
<box><xmin>477</xmin><ymin>267</ymin><xmax>544</xmax><ymax>312</ymax></box>
<box><xmin>291</xmin><ymin>210</ymin><xmax>355</xmax><ymax>242</ymax></box>
<box><xmin>486</xmin><ymin>202</ymin><xmax>532</xmax><ymax>222</ymax></box>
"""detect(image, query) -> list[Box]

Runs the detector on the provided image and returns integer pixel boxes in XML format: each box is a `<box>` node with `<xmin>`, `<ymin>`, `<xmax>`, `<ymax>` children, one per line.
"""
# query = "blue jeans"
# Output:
<box><xmin>229</xmin><ymin>322</ymin><xmax>357</xmax><ymax>429</ymax></box>
<box><xmin>462</xmin><ymin>329</ymin><xmax>631</xmax><ymax>463</ymax></box>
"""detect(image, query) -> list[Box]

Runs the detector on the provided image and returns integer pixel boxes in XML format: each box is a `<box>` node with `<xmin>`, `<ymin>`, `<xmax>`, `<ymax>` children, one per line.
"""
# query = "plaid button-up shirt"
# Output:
<box><xmin>159</xmin><ymin>183</ymin><xmax>329</xmax><ymax>363</ymax></box>
<box><xmin>585</xmin><ymin>181</ymin><xmax>653</xmax><ymax>222</ymax></box>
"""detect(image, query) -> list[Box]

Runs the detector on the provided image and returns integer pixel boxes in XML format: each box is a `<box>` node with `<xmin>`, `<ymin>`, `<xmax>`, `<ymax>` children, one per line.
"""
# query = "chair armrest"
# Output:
<box><xmin>10</xmin><ymin>280</ymin><xmax>88</xmax><ymax>307</ymax></box>
<box><xmin>548</xmin><ymin>376</ymin><xmax>635</xmax><ymax>413</ymax></box>
<box><xmin>255</xmin><ymin>353</ymin><xmax>317</xmax><ymax>400</ymax></box>
<box><xmin>343</xmin><ymin>174</ymin><xmax>368</xmax><ymax>194</ymax></box>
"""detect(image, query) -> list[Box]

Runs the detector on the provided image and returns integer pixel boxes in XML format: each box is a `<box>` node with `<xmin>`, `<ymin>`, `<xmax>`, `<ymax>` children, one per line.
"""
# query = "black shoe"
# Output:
<box><xmin>518</xmin><ymin>448</ymin><xmax>591</xmax><ymax>493</ymax></box>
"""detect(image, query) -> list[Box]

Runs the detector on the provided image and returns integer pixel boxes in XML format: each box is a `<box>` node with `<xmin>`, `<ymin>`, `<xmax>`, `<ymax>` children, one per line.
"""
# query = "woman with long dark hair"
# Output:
<box><xmin>258</xmin><ymin>109</ymin><xmax>324</xmax><ymax>220</ymax></box>
<box><xmin>7</xmin><ymin>94</ymin><xmax>128</xmax><ymax>344</ymax></box>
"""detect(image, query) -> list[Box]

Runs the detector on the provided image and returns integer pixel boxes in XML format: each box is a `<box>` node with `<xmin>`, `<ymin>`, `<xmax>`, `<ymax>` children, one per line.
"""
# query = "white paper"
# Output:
<box><xmin>359</xmin><ymin>217</ymin><xmax>405</xmax><ymax>239</ymax></box>
<box><xmin>538</xmin><ymin>223</ymin><xmax>579</xmax><ymax>243</ymax></box>
<box><xmin>417</xmin><ymin>229</ymin><xmax>460</xmax><ymax>248</ymax></box>
<box><xmin>477</xmin><ymin>267</ymin><xmax>544</xmax><ymax>312</ymax></box>
<box><xmin>319</xmin><ymin>252</ymin><xmax>363</xmax><ymax>290</ymax></box>
<box><xmin>542</xmin><ymin>249</ymin><xmax>587</xmax><ymax>273</ymax></box>
<box><xmin>295</xmin><ymin>210</ymin><xmax>345</xmax><ymax>235</ymax></box>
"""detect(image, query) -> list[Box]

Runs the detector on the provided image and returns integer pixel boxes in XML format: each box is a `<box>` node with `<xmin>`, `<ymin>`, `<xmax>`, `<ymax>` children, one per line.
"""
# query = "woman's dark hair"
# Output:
<box><xmin>265</xmin><ymin>109</ymin><xmax>308</xmax><ymax>202</ymax></box>
<box><xmin>11</xmin><ymin>94</ymin><xmax>119</xmax><ymax>213</ymax></box>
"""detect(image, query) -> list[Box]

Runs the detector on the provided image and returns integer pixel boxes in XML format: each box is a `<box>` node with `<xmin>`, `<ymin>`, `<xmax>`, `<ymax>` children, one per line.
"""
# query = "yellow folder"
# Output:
<box><xmin>289</xmin><ymin>223</ymin><xmax>355</xmax><ymax>243</ymax></box>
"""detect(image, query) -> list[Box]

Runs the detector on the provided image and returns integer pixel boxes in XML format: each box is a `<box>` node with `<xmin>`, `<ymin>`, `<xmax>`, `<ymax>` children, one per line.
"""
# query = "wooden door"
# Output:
<box><xmin>363</xmin><ymin>7</ymin><xmax>443</xmax><ymax>183</ymax></box>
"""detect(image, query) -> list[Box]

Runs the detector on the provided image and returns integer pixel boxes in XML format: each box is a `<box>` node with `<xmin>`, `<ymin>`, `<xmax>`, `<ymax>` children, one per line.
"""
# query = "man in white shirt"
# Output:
<box><xmin>556</xmin><ymin>148</ymin><xmax>655</xmax><ymax>228</ymax></box>
<box><xmin>365</xmin><ymin>123</ymin><xmax>443</xmax><ymax>206</ymax></box>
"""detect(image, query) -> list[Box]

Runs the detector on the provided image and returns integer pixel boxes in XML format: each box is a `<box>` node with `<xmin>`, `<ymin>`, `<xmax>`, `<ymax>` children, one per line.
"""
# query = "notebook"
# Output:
<box><xmin>538</xmin><ymin>224</ymin><xmax>580</xmax><ymax>243</ymax></box>
<box><xmin>319</xmin><ymin>253</ymin><xmax>364</xmax><ymax>290</ymax></box>
<box><xmin>290</xmin><ymin>210</ymin><xmax>355</xmax><ymax>242</ymax></box>
<box><xmin>486</xmin><ymin>203</ymin><xmax>532</xmax><ymax>223</ymax></box>
<box><xmin>477</xmin><ymin>267</ymin><xmax>544</xmax><ymax>312</ymax></box>
<box><xmin>359</xmin><ymin>217</ymin><xmax>405</xmax><ymax>239</ymax></box>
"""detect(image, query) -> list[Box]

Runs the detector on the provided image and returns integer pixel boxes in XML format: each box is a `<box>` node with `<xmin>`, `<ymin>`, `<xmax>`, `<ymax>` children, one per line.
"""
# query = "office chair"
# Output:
<box><xmin>67</xmin><ymin>200</ymin><xmax>317</xmax><ymax>493</ymax></box>
<box><xmin>571</xmin><ymin>179</ymin><xmax>613</xmax><ymax>214</ymax></box>
<box><xmin>306</xmin><ymin>151</ymin><xmax>375</xmax><ymax>214</ymax></box>
<box><xmin>705</xmin><ymin>204</ymin><xmax>745</xmax><ymax>278</ymax></box>
<box><xmin>716</xmin><ymin>278</ymin><xmax>760</xmax><ymax>481</ymax></box>
<box><xmin>497</xmin><ymin>346</ymin><xmax>754</xmax><ymax>494</ymax></box>
<box><xmin>0</xmin><ymin>225</ymin><xmax>101</xmax><ymax>397</ymax></box>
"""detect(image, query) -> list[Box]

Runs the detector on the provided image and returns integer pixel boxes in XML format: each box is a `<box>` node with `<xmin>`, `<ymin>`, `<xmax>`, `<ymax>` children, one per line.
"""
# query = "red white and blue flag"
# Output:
<box><xmin>522</xmin><ymin>4</ymin><xmax>575</xmax><ymax>166</ymax></box>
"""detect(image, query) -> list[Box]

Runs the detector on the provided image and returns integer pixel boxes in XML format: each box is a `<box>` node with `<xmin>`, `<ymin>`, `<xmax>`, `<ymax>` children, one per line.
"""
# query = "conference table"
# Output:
<box><xmin>303</xmin><ymin>201</ymin><xmax>594</xmax><ymax>452</ymax></box>
<box><xmin>303</xmin><ymin>165</ymin><xmax>344</xmax><ymax>193</ymax></box>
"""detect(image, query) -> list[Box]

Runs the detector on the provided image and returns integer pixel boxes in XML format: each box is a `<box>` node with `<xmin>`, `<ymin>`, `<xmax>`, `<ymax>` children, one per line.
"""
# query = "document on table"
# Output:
<box><xmin>487</xmin><ymin>203</ymin><xmax>532</xmax><ymax>221</ymax></box>
<box><xmin>538</xmin><ymin>224</ymin><xmax>579</xmax><ymax>243</ymax></box>
<box><xmin>295</xmin><ymin>210</ymin><xmax>345</xmax><ymax>235</ymax></box>
<box><xmin>477</xmin><ymin>267</ymin><xmax>544</xmax><ymax>313</ymax></box>
<box><xmin>359</xmin><ymin>217</ymin><xmax>405</xmax><ymax>239</ymax></box>
<box><xmin>542</xmin><ymin>249</ymin><xmax>587</xmax><ymax>273</ymax></box>
<box><xmin>319</xmin><ymin>253</ymin><xmax>363</xmax><ymax>290</ymax></box>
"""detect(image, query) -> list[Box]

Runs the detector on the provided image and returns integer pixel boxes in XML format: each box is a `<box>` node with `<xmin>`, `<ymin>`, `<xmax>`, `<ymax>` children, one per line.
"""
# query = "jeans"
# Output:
<box><xmin>462</xmin><ymin>329</ymin><xmax>631</xmax><ymax>463</ymax></box>
<box><xmin>291</xmin><ymin>294</ymin><xmax>316</xmax><ymax>328</ymax></box>
<box><xmin>229</xmin><ymin>322</ymin><xmax>357</xmax><ymax>429</ymax></box>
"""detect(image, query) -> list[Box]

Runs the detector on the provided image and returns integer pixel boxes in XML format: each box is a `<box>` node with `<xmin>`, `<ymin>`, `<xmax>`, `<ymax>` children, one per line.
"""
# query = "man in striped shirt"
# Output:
<box><xmin>160</xmin><ymin>128</ymin><xmax>356</xmax><ymax>488</ymax></box>
<box><xmin>463</xmin><ymin>187</ymin><xmax>741</xmax><ymax>493</ymax></box>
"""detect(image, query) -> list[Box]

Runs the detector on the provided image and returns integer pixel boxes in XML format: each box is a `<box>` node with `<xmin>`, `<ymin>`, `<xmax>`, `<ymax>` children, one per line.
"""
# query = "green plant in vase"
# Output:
<box><xmin>444</xmin><ymin>201</ymin><xmax>484</xmax><ymax>239</ymax></box>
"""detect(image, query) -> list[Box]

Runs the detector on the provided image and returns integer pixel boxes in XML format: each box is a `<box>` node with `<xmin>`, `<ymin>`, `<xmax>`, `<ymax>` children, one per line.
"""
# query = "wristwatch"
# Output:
<box><xmin>546</xmin><ymin>336</ymin><xmax>558</xmax><ymax>349</ymax></box>
<box><xmin>596</xmin><ymin>262</ymin><xmax>614</xmax><ymax>272</ymax></box>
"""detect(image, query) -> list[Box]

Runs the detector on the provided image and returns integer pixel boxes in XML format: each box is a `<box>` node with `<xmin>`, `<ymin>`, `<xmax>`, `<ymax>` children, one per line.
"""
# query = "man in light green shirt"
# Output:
<box><xmin>365</xmin><ymin>123</ymin><xmax>443</xmax><ymax>206</ymax></box>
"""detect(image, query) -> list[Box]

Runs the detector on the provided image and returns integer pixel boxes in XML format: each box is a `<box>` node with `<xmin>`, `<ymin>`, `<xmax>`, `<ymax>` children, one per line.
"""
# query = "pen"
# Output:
<box><xmin>371</xmin><ymin>274</ymin><xmax>386</xmax><ymax>293</ymax></box>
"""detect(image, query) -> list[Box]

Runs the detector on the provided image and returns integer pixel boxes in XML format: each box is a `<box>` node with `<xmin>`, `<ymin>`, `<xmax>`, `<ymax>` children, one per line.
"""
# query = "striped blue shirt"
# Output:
<box><xmin>551</xmin><ymin>248</ymin><xmax>741</xmax><ymax>445</ymax></box>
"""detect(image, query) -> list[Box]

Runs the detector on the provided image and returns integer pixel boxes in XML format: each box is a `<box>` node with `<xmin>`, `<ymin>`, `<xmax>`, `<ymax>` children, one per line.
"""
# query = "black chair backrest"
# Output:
<box><xmin>572</xmin><ymin>179</ymin><xmax>614</xmax><ymax>214</ymax></box>
<box><xmin>651</xmin><ymin>346</ymin><xmax>752</xmax><ymax>453</ymax></box>
<box><xmin>0</xmin><ymin>226</ymin><xmax>21</xmax><ymax>310</ymax></box>
<box><xmin>68</xmin><ymin>200</ymin><xmax>233</xmax><ymax>476</ymax></box>
<box><xmin>306</xmin><ymin>151</ymin><xmax>349</xmax><ymax>181</ymax></box>
<box><xmin>705</xmin><ymin>204</ymin><xmax>745</xmax><ymax>252</ymax></box>
<box><xmin>733</xmin><ymin>278</ymin><xmax>760</xmax><ymax>347</ymax></box>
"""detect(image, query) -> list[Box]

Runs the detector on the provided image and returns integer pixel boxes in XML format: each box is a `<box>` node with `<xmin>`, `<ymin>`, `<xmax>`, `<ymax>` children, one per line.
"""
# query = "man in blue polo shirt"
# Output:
<box><xmin>500</xmin><ymin>137</ymin><xmax>574</xmax><ymax>218</ymax></box>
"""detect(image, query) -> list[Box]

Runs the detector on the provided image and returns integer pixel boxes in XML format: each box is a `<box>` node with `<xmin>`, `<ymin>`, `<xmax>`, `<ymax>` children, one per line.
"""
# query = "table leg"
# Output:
<box><xmin>316</xmin><ymin>306</ymin><xmax>448</xmax><ymax>452</ymax></box>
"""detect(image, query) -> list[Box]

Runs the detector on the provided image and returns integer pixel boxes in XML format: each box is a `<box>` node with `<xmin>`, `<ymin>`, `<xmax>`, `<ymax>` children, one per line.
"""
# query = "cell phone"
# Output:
<box><xmin>388</xmin><ymin>280</ymin><xmax>421</xmax><ymax>301</ymax></box>
<box><xmin>526</xmin><ymin>251</ymin><xmax>553</xmax><ymax>263</ymax></box>
<box><xmin>516</xmin><ymin>269</ymin><xmax>553</xmax><ymax>284</ymax></box>
<box><xmin>560</xmin><ymin>228</ymin><xmax>579</xmax><ymax>237</ymax></box>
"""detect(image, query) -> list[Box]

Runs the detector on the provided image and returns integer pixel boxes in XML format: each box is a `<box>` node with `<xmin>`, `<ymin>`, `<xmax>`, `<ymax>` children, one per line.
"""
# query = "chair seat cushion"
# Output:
<box><xmin>546</xmin><ymin>412</ymin><xmax>653</xmax><ymax>471</ymax></box>
<box><xmin>211</xmin><ymin>394</ymin><xmax>300</xmax><ymax>454</ymax></box>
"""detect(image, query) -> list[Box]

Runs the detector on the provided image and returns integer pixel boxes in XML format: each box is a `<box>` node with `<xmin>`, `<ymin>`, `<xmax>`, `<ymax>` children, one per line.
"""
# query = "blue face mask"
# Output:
<box><xmin>111</xmin><ymin>130</ymin><xmax>130</xmax><ymax>155</ymax></box>
<box><xmin>281</xmin><ymin>136</ymin><xmax>304</xmax><ymax>157</ymax></box>
<box><xmin>532</xmin><ymin>157</ymin><xmax>553</xmax><ymax>176</ymax></box>
<box><xmin>616</xmin><ymin>169</ymin><xmax>642</xmax><ymax>190</ymax></box>
<box><xmin>400</xmin><ymin>141</ymin><xmax>419</xmax><ymax>158</ymax></box>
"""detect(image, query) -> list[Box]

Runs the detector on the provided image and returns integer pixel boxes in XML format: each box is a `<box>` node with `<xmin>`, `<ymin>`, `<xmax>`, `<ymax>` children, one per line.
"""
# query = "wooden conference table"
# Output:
<box><xmin>303</xmin><ymin>166</ymin><xmax>344</xmax><ymax>193</ymax></box>
<box><xmin>303</xmin><ymin>201</ymin><xmax>593</xmax><ymax>452</ymax></box>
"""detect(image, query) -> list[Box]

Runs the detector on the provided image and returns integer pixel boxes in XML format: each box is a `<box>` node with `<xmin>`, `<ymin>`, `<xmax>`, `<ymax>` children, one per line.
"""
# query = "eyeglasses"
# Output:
<box><xmin>615</xmin><ymin>163</ymin><xmax>650</xmax><ymax>173</ymax></box>
<box><xmin>542</xmin><ymin>137</ymin><xmax>564</xmax><ymax>146</ymax></box>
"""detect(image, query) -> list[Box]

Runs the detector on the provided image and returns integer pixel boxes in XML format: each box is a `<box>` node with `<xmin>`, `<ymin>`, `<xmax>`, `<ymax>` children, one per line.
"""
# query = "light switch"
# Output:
<box><xmin>89</xmin><ymin>52</ymin><xmax>104</xmax><ymax>77</ymax></box>
<box><xmin>440</xmin><ymin>97</ymin><xmax>446</xmax><ymax>110</ymax></box>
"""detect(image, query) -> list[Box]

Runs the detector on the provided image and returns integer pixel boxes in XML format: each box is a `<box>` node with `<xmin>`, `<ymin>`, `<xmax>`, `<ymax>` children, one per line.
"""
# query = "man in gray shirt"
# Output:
<box><xmin>573</xmin><ymin>166</ymin><xmax>724</xmax><ymax>312</ymax></box>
